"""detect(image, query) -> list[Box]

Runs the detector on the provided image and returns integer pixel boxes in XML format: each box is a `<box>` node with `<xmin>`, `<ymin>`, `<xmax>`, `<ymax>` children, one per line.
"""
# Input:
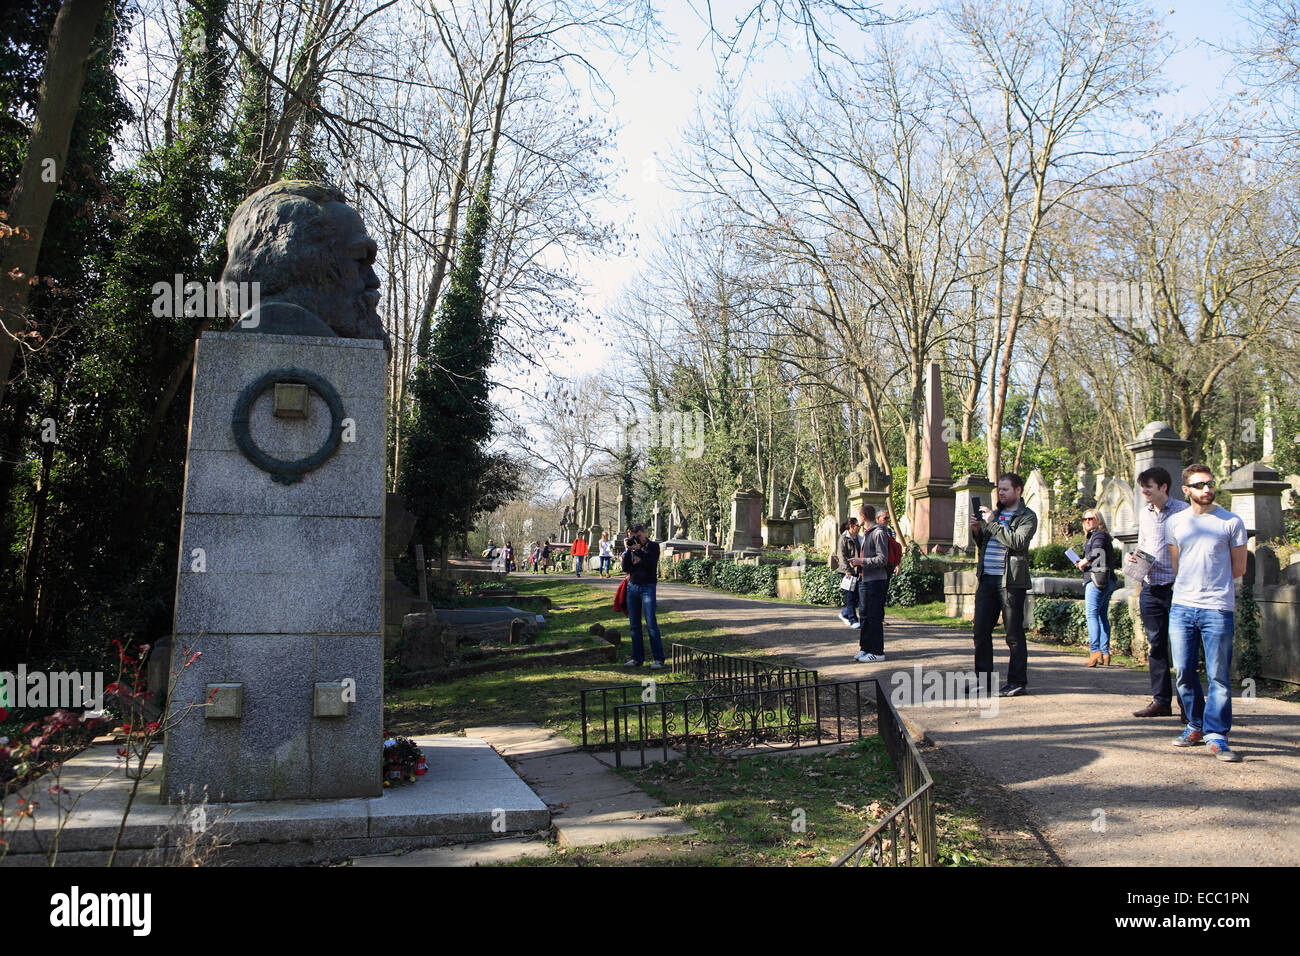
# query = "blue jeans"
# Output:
<box><xmin>574</xmin><ymin>554</ymin><xmax>584</xmax><ymax>574</ymax></box>
<box><xmin>1085</xmin><ymin>579</ymin><xmax>1116</xmax><ymax>654</ymax></box>
<box><xmin>857</xmin><ymin>577</ymin><xmax>887</xmax><ymax>656</ymax></box>
<box><xmin>841</xmin><ymin>581</ymin><xmax>859</xmax><ymax>623</ymax></box>
<box><xmin>626</xmin><ymin>581</ymin><xmax>664</xmax><ymax>664</ymax></box>
<box><xmin>1169</xmin><ymin>604</ymin><xmax>1234</xmax><ymax>742</ymax></box>
<box><xmin>599</xmin><ymin>555</ymin><xmax>612</xmax><ymax>573</ymax></box>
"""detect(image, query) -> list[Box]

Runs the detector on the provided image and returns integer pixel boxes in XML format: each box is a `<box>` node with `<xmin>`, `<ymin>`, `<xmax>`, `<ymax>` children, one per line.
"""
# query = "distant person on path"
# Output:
<box><xmin>1128</xmin><ymin>466</ymin><xmax>1191</xmax><ymax>719</ymax></box>
<box><xmin>621</xmin><ymin>523</ymin><xmax>664</xmax><ymax>669</ymax></box>
<box><xmin>970</xmin><ymin>473</ymin><xmax>1038</xmax><ymax>697</ymax></box>
<box><xmin>571</xmin><ymin>534</ymin><xmax>589</xmax><ymax>576</ymax></box>
<box><xmin>504</xmin><ymin>541</ymin><xmax>514</xmax><ymax>573</ymax></box>
<box><xmin>851</xmin><ymin>505</ymin><xmax>891</xmax><ymax>663</ymax></box>
<box><xmin>598</xmin><ymin>532</ymin><xmax>614</xmax><ymax>577</ymax></box>
<box><xmin>541</xmin><ymin>541</ymin><xmax>552</xmax><ymax>574</ymax></box>
<box><xmin>530</xmin><ymin>541</ymin><xmax>540</xmax><ymax>573</ymax></box>
<box><xmin>837</xmin><ymin>518</ymin><xmax>861</xmax><ymax>629</ymax></box>
<box><xmin>1166</xmin><ymin>464</ymin><xmax>1248</xmax><ymax>762</ymax></box>
<box><xmin>1077</xmin><ymin>509</ymin><xmax>1117</xmax><ymax>666</ymax></box>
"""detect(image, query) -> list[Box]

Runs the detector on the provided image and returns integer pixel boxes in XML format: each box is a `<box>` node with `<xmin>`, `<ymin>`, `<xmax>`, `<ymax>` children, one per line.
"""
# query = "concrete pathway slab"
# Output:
<box><xmin>351</xmin><ymin>837</ymin><xmax>551</xmax><ymax>867</ymax></box>
<box><xmin>557</xmin><ymin>817</ymin><xmax>696</xmax><ymax>847</ymax></box>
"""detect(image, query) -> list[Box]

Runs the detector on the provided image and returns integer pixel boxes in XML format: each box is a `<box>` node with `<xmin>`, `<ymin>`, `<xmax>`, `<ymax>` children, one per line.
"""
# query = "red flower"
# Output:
<box><xmin>0</xmin><ymin>707</ymin><xmax>8</xmax><ymax>723</ymax></box>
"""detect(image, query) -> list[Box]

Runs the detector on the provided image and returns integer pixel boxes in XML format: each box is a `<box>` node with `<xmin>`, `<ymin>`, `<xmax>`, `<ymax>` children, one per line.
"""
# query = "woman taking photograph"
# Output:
<box><xmin>1076</xmin><ymin>510</ymin><xmax>1117</xmax><ymax>666</ymax></box>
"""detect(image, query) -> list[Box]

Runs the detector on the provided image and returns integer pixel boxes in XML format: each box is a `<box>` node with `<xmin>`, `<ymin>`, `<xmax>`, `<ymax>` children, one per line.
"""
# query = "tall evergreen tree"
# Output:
<box><xmin>399</xmin><ymin>164</ymin><xmax>502</xmax><ymax>570</ymax></box>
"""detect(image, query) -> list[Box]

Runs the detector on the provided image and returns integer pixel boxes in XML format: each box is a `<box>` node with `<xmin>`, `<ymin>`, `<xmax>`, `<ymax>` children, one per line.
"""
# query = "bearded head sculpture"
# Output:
<box><xmin>220</xmin><ymin>181</ymin><xmax>389</xmax><ymax>349</ymax></box>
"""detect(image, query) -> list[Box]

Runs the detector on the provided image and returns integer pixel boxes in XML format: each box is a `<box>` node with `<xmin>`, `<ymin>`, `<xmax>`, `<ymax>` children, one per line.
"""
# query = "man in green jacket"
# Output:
<box><xmin>970</xmin><ymin>472</ymin><xmax>1038</xmax><ymax>697</ymax></box>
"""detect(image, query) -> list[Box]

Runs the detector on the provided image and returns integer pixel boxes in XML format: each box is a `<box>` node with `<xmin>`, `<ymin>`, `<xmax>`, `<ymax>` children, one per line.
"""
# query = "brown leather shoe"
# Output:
<box><xmin>1087</xmin><ymin>652</ymin><xmax>1101</xmax><ymax>667</ymax></box>
<box><xmin>1133</xmin><ymin>700</ymin><xmax>1173</xmax><ymax>718</ymax></box>
<box><xmin>1101</xmin><ymin>654</ymin><xmax>1111</xmax><ymax>666</ymax></box>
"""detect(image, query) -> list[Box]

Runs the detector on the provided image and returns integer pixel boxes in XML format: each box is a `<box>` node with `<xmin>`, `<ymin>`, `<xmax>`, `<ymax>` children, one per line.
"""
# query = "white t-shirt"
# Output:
<box><xmin>1168</xmin><ymin>505</ymin><xmax>1248</xmax><ymax>612</ymax></box>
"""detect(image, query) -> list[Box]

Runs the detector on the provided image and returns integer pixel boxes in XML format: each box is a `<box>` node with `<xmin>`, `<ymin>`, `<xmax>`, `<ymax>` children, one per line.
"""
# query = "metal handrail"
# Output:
<box><xmin>834</xmin><ymin>677</ymin><xmax>937</xmax><ymax>867</ymax></box>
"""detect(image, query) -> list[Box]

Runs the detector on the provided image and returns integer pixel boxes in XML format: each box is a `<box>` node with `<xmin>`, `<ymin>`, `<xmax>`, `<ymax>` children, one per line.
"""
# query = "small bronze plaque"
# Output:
<box><xmin>273</xmin><ymin>382</ymin><xmax>308</xmax><ymax>418</ymax></box>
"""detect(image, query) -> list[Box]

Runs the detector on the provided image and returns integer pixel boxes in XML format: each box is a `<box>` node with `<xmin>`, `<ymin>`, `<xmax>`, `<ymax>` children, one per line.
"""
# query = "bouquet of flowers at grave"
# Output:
<box><xmin>381</xmin><ymin>736</ymin><xmax>426</xmax><ymax>784</ymax></box>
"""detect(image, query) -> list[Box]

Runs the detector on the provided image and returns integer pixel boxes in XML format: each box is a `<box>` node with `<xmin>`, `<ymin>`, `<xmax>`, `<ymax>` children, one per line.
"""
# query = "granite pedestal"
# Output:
<box><xmin>163</xmin><ymin>332</ymin><xmax>386</xmax><ymax>802</ymax></box>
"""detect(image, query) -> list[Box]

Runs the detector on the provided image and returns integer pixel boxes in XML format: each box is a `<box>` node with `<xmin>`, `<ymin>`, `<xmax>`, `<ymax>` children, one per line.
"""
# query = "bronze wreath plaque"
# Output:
<box><xmin>232</xmin><ymin>368</ymin><xmax>345</xmax><ymax>485</ymax></box>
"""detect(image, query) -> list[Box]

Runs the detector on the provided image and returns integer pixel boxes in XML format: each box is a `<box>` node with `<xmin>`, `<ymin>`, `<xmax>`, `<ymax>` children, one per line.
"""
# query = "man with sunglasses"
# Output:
<box><xmin>1165</xmin><ymin>464</ymin><xmax>1248</xmax><ymax>762</ymax></box>
<box><xmin>1128</xmin><ymin>466</ymin><xmax>1189</xmax><ymax>719</ymax></box>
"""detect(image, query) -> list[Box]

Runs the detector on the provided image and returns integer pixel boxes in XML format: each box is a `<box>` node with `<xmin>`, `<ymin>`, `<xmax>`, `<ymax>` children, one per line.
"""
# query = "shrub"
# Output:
<box><xmin>714</xmin><ymin>561</ymin><xmax>757</xmax><ymax>594</ymax></box>
<box><xmin>1032</xmin><ymin>597</ymin><xmax>1088</xmax><ymax>644</ymax></box>
<box><xmin>801</xmin><ymin>565</ymin><xmax>842</xmax><ymax>606</ymax></box>
<box><xmin>887</xmin><ymin>544</ymin><xmax>945</xmax><ymax>607</ymax></box>
<box><xmin>1029</xmin><ymin>544</ymin><xmax>1072</xmax><ymax>572</ymax></box>
<box><xmin>1110</xmin><ymin>600</ymin><xmax>1133</xmax><ymax>657</ymax></box>
<box><xmin>751</xmin><ymin>564</ymin><xmax>779</xmax><ymax>597</ymax></box>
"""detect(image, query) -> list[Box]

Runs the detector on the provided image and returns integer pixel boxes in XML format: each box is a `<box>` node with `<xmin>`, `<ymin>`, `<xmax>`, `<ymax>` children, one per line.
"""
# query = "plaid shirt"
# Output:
<box><xmin>1138</xmin><ymin>497</ymin><xmax>1190</xmax><ymax>586</ymax></box>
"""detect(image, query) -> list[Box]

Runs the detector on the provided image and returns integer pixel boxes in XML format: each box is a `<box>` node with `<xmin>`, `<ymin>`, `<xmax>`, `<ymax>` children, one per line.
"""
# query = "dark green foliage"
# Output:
<box><xmin>886</xmin><ymin>544</ymin><xmax>945</xmax><ymax>607</ymax></box>
<box><xmin>800</xmin><ymin>564</ymin><xmax>841</xmax><ymax>606</ymax></box>
<box><xmin>1029</xmin><ymin>545</ymin><xmax>1073</xmax><ymax>572</ymax></box>
<box><xmin>1031</xmin><ymin>598</ymin><xmax>1088</xmax><ymax>645</ymax></box>
<box><xmin>400</xmin><ymin>169</ymin><xmax>501</xmax><ymax>555</ymax></box>
<box><xmin>714</xmin><ymin>561</ymin><xmax>756</xmax><ymax>594</ymax></box>
<box><xmin>1110</xmin><ymin>601</ymin><xmax>1133</xmax><ymax>657</ymax></box>
<box><xmin>750</xmin><ymin>564</ymin><xmax>779</xmax><ymax>598</ymax></box>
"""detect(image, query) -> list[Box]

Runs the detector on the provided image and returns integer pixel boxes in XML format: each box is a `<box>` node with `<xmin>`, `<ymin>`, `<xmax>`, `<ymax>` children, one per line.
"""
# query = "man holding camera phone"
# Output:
<box><xmin>621</xmin><ymin>523</ymin><xmax>665</xmax><ymax>669</ymax></box>
<box><xmin>970</xmin><ymin>473</ymin><xmax>1038</xmax><ymax>697</ymax></box>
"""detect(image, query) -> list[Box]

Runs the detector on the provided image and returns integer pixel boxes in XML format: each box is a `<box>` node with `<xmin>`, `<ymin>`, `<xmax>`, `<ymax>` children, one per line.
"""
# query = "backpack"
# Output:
<box><xmin>886</xmin><ymin>534</ymin><xmax>902</xmax><ymax>573</ymax></box>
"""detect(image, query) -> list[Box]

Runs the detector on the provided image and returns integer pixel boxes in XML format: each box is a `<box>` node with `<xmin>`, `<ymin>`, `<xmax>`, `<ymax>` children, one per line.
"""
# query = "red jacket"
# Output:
<box><xmin>571</xmin><ymin>538</ymin><xmax>589</xmax><ymax>557</ymax></box>
<box><xmin>613</xmin><ymin>576</ymin><xmax>628</xmax><ymax>614</ymax></box>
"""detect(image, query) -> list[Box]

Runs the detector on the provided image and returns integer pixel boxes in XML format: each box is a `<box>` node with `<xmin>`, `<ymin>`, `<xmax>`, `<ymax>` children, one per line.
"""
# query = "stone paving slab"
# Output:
<box><xmin>351</xmin><ymin>837</ymin><xmax>551</xmax><ymax>867</ymax></box>
<box><xmin>575</xmin><ymin>578</ymin><xmax>1300</xmax><ymax>867</ymax></box>
<box><xmin>557</xmin><ymin>817</ymin><xmax>697</xmax><ymax>847</ymax></box>
<box><xmin>472</xmin><ymin>722</ymin><xmax>696</xmax><ymax>848</ymax></box>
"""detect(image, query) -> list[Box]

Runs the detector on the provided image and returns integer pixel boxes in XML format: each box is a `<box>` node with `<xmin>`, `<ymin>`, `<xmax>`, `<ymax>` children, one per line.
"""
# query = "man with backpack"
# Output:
<box><xmin>851</xmin><ymin>504</ymin><xmax>893</xmax><ymax>663</ymax></box>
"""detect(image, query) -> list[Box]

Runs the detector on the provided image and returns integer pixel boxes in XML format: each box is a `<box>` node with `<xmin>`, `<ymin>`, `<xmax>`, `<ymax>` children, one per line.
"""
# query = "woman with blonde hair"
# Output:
<box><xmin>1076</xmin><ymin>509</ymin><xmax>1117</xmax><ymax>666</ymax></box>
<box><xmin>598</xmin><ymin>531</ymin><xmax>614</xmax><ymax>577</ymax></box>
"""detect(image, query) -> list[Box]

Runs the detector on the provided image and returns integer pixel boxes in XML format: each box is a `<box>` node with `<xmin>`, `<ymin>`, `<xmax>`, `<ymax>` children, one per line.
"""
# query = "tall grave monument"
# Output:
<box><xmin>909</xmin><ymin>362</ymin><xmax>955</xmax><ymax>552</ymax></box>
<box><xmin>163</xmin><ymin>181</ymin><xmax>388</xmax><ymax>802</ymax></box>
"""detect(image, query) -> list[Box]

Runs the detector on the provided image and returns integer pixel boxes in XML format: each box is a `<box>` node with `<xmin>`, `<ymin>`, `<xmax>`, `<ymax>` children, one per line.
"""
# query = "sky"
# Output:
<box><xmin>510</xmin><ymin>0</ymin><xmax>1256</xmax><ymax>404</ymax></box>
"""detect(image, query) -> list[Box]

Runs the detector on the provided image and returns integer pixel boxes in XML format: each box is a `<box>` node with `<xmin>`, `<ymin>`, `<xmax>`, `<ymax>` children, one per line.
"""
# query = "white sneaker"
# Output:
<box><xmin>838</xmin><ymin>613</ymin><xmax>856</xmax><ymax>627</ymax></box>
<box><xmin>853</xmin><ymin>651</ymin><xmax>868</xmax><ymax>662</ymax></box>
<box><xmin>862</xmin><ymin>653</ymin><xmax>885</xmax><ymax>663</ymax></box>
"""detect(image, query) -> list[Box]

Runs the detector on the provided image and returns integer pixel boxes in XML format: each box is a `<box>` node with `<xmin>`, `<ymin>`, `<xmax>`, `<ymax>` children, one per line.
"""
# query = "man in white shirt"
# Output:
<box><xmin>1166</xmin><ymin>463</ymin><xmax>1248</xmax><ymax>763</ymax></box>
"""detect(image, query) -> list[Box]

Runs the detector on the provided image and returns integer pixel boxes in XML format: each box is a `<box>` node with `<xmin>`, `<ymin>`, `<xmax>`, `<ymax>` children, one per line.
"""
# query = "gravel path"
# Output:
<box><xmin>552</xmin><ymin>574</ymin><xmax>1300</xmax><ymax>866</ymax></box>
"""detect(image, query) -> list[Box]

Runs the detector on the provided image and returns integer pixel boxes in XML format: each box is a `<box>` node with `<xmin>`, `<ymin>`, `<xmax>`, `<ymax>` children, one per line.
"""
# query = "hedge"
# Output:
<box><xmin>661</xmin><ymin>556</ymin><xmax>777</xmax><ymax>598</ymax></box>
<box><xmin>800</xmin><ymin>565</ymin><xmax>842</xmax><ymax>606</ymax></box>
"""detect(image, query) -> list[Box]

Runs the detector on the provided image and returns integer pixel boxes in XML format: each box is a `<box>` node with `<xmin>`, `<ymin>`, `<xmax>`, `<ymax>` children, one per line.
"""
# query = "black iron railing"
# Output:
<box><xmin>580</xmin><ymin>668</ymin><xmax>820</xmax><ymax>749</ymax></box>
<box><xmin>834</xmin><ymin>677</ymin><xmax>936</xmax><ymax>867</ymax></box>
<box><xmin>670</xmin><ymin>644</ymin><xmax>801</xmax><ymax>683</ymax></box>
<box><xmin>610</xmin><ymin>676</ymin><xmax>880</xmax><ymax>768</ymax></box>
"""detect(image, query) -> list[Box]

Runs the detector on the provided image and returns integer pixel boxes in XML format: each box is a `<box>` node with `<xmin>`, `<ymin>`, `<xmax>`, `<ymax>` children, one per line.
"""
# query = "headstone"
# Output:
<box><xmin>908</xmin><ymin>362</ymin><xmax>954</xmax><ymax>551</ymax></box>
<box><xmin>790</xmin><ymin>508</ymin><xmax>813</xmax><ymax>546</ymax></box>
<box><xmin>164</xmin><ymin>181</ymin><xmax>387</xmax><ymax>802</ymax></box>
<box><xmin>728</xmin><ymin>488</ymin><xmax>758</xmax><ymax>552</ymax></box>
<box><xmin>815</xmin><ymin>514</ymin><xmax>840</xmax><ymax>562</ymax></box>
<box><xmin>1076</xmin><ymin>462</ymin><xmax>1096</xmax><ymax>507</ymax></box>
<box><xmin>1125</xmin><ymin>421</ymin><xmax>1190</xmax><ymax>544</ymax></box>
<box><xmin>951</xmin><ymin>474</ymin><xmax>995</xmax><ymax>554</ymax></box>
<box><xmin>747</xmin><ymin>489</ymin><xmax>764</xmax><ymax>547</ymax></box>
<box><xmin>1096</xmin><ymin>477</ymin><xmax>1136</xmax><ymax>540</ymax></box>
<box><xmin>652</xmin><ymin>500</ymin><xmax>664</xmax><ymax>541</ymax></box>
<box><xmin>1023</xmin><ymin>469</ymin><xmax>1053</xmax><ymax>549</ymax></box>
<box><xmin>761</xmin><ymin>516</ymin><xmax>793</xmax><ymax>546</ymax></box>
<box><xmin>844</xmin><ymin>448</ymin><xmax>891</xmax><ymax>523</ymax></box>
<box><xmin>1262</xmin><ymin>392</ymin><xmax>1276</xmax><ymax>463</ymax></box>
<box><xmin>1256</xmin><ymin>545</ymin><xmax>1281</xmax><ymax>588</ymax></box>
<box><xmin>1225</xmin><ymin>460</ymin><xmax>1291</xmax><ymax>546</ymax></box>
